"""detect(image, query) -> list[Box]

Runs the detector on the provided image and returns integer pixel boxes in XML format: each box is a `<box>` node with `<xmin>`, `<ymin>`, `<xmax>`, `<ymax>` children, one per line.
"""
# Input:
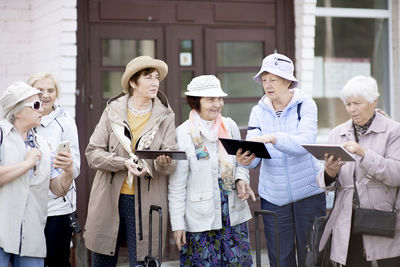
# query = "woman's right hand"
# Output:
<box><xmin>324</xmin><ymin>153</ymin><xmax>344</xmax><ymax>178</ymax></box>
<box><xmin>173</xmin><ymin>230</ymin><xmax>186</xmax><ymax>251</ymax></box>
<box><xmin>25</xmin><ymin>148</ymin><xmax>42</xmax><ymax>167</ymax></box>
<box><xmin>124</xmin><ymin>159</ymin><xmax>147</xmax><ymax>177</ymax></box>
<box><xmin>236</xmin><ymin>148</ymin><xmax>256</xmax><ymax>166</ymax></box>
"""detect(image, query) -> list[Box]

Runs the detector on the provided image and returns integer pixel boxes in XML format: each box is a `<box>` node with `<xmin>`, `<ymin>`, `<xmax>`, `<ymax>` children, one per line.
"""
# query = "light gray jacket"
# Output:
<box><xmin>317</xmin><ymin>113</ymin><xmax>400</xmax><ymax>265</ymax></box>
<box><xmin>0</xmin><ymin>120</ymin><xmax>52</xmax><ymax>257</ymax></box>
<box><xmin>169</xmin><ymin>117</ymin><xmax>252</xmax><ymax>233</ymax></box>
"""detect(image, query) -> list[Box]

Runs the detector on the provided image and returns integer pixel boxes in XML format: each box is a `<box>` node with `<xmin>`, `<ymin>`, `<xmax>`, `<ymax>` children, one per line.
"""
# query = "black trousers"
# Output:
<box><xmin>44</xmin><ymin>214</ymin><xmax>73</xmax><ymax>267</ymax></box>
<box><xmin>346</xmin><ymin>233</ymin><xmax>400</xmax><ymax>267</ymax></box>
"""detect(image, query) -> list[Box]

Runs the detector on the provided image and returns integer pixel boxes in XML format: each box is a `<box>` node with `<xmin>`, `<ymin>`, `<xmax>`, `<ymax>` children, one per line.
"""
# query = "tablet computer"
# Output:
<box><xmin>135</xmin><ymin>150</ymin><xmax>187</xmax><ymax>160</ymax></box>
<box><xmin>302</xmin><ymin>144</ymin><xmax>356</xmax><ymax>161</ymax></box>
<box><xmin>219</xmin><ymin>138</ymin><xmax>271</xmax><ymax>159</ymax></box>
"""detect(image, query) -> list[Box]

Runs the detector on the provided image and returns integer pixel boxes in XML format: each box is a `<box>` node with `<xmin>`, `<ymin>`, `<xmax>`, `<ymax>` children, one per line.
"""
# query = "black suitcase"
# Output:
<box><xmin>143</xmin><ymin>205</ymin><xmax>162</xmax><ymax>267</ymax></box>
<box><xmin>254</xmin><ymin>210</ymin><xmax>280</xmax><ymax>267</ymax></box>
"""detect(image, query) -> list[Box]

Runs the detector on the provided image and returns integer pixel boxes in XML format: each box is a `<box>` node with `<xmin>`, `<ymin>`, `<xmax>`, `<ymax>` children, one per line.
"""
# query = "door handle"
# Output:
<box><xmin>89</xmin><ymin>95</ymin><xmax>93</xmax><ymax>110</ymax></box>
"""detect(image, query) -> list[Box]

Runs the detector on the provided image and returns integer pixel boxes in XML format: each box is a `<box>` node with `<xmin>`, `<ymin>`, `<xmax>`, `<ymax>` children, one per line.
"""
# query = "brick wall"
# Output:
<box><xmin>0</xmin><ymin>0</ymin><xmax>77</xmax><ymax>117</ymax></box>
<box><xmin>294</xmin><ymin>0</ymin><xmax>316</xmax><ymax>97</ymax></box>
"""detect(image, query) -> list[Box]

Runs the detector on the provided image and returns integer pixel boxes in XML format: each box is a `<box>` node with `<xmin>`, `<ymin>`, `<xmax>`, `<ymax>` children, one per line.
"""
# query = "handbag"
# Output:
<box><xmin>305</xmin><ymin>186</ymin><xmax>337</xmax><ymax>267</ymax></box>
<box><xmin>352</xmin><ymin>173</ymin><xmax>398</xmax><ymax>238</ymax></box>
<box><xmin>305</xmin><ymin>215</ymin><xmax>333</xmax><ymax>267</ymax></box>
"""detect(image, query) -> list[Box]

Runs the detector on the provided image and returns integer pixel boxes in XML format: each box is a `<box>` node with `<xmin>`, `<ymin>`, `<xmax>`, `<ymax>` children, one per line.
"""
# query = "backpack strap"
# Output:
<box><xmin>297</xmin><ymin>102</ymin><xmax>302</xmax><ymax>121</ymax></box>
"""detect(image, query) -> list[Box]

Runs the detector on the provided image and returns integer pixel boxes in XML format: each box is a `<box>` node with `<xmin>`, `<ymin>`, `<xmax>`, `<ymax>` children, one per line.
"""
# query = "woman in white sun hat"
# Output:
<box><xmin>168</xmin><ymin>75</ymin><xmax>256</xmax><ymax>266</ymax></box>
<box><xmin>0</xmin><ymin>81</ymin><xmax>74</xmax><ymax>267</ymax></box>
<box><xmin>236</xmin><ymin>53</ymin><xmax>325</xmax><ymax>267</ymax></box>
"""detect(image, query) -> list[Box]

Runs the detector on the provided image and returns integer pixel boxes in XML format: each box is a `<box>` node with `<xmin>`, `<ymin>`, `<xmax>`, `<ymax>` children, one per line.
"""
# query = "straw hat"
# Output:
<box><xmin>253</xmin><ymin>53</ymin><xmax>298</xmax><ymax>89</ymax></box>
<box><xmin>0</xmin><ymin>81</ymin><xmax>42</xmax><ymax>116</ymax></box>
<box><xmin>185</xmin><ymin>75</ymin><xmax>228</xmax><ymax>97</ymax></box>
<box><xmin>120</xmin><ymin>56</ymin><xmax>168</xmax><ymax>94</ymax></box>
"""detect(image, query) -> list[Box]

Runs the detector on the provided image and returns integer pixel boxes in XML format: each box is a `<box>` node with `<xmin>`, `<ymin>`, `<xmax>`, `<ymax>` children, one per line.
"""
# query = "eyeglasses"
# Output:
<box><xmin>23</xmin><ymin>100</ymin><xmax>42</xmax><ymax>110</ymax></box>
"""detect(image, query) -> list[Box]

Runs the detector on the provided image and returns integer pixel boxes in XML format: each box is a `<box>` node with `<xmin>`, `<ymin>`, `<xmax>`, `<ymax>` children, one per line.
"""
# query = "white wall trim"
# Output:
<box><xmin>315</xmin><ymin>7</ymin><xmax>390</xmax><ymax>18</ymax></box>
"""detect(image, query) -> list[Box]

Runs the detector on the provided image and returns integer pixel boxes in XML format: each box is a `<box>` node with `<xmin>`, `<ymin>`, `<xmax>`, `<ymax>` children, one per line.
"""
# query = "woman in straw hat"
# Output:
<box><xmin>0</xmin><ymin>81</ymin><xmax>74</xmax><ymax>267</ymax></box>
<box><xmin>27</xmin><ymin>72</ymin><xmax>81</xmax><ymax>267</ymax></box>
<box><xmin>236</xmin><ymin>53</ymin><xmax>325</xmax><ymax>267</ymax></box>
<box><xmin>84</xmin><ymin>56</ymin><xmax>177</xmax><ymax>266</ymax></box>
<box><xmin>169</xmin><ymin>75</ymin><xmax>255</xmax><ymax>266</ymax></box>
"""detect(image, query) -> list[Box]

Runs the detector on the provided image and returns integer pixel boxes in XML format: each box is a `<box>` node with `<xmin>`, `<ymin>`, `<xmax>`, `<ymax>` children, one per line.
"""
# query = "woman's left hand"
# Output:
<box><xmin>54</xmin><ymin>151</ymin><xmax>73</xmax><ymax>174</ymax></box>
<box><xmin>236</xmin><ymin>179</ymin><xmax>256</xmax><ymax>202</ymax></box>
<box><xmin>249</xmin><ymin>134</ymin><xmax>276</xmax><ymax>144</ymax></box>
<box><xmin>342</xmin><ymin>141</ymin><xmax>366</xmax><ymax>157</ymax></box>
<box><xmin>156</xmin><ymin>154</ymin><xmax>172</xmax><ymax>167</ymax></box>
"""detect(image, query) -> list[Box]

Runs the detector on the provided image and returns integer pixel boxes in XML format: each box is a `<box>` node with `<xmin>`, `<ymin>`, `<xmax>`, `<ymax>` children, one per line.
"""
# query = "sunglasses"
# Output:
<box><xmin>23</xmin><ymin>100</ymin><xmax>42</xmax><ymax>110</ymax></box>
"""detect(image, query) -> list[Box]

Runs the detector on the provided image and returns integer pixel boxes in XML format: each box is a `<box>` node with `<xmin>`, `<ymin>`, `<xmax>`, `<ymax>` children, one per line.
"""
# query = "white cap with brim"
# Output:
<box><xmin>185</xmin><ymin>75</ymin><xmax>228</xmax><ymax>97</ymax></box>
<box><xmin>0</xmin><ymin>81</ymin><xmax>42</xmax><ymax>117</ymax></box>
<box><xmin>253</xmin><ymin>53</ymin><xmax>299</xmax><ymax>89</ymax></box>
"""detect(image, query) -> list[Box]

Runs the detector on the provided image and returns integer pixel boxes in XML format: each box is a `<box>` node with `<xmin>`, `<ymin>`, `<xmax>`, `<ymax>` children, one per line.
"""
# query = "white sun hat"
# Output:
<box><xmin>185</xmin><ymin>75</ymin><xmax>228</xmax><ymax>97</ymax></box>
<box><xmin>253</xmin><ymin>53</ymin><xmax>299</xmax><ymax>89</ymax></box>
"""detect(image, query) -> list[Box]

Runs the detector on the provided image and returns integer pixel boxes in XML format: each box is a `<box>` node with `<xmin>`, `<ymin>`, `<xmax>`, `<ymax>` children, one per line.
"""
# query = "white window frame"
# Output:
<box><xmin>315</xmin><ymin>3</ymin><xmax>394</xmax><ymax>117</ymax></box>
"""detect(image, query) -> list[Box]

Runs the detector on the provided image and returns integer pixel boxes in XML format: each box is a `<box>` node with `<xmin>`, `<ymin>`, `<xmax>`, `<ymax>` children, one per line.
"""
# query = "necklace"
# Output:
<box><xmin>128</xmin><ymin>100</ymin><xmax>152</xmax><ymax>116</ymax></box>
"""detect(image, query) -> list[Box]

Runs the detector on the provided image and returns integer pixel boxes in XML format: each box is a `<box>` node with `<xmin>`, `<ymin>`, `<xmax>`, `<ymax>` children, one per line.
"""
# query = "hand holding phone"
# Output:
<box><xmin>56</xmin><ymin>140</ymin><xmax>70</xmax><ymax>154</ymax></box>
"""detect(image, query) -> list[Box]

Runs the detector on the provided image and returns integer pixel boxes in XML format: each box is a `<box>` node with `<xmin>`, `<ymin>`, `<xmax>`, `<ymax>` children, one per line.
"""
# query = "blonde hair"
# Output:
<box><xmin>27</xmin><ymin>72</ymin><xmax>60</xmax><ymax>98</ymax></box>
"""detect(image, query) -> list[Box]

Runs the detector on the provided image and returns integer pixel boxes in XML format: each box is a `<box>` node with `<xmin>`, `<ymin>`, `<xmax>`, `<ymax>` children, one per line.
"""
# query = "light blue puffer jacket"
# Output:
<box><xmin>246</xmin><ymin>89</ymin><xmax>323</xmax><ymax>206</ymax></box>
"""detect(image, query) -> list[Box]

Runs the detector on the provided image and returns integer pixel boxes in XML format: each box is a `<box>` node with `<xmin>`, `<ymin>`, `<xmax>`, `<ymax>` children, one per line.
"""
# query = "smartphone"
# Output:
<box><xmin>56</xmin><ymin>140</ymin><xmax>70</xmax><ymax>154</ymax></box>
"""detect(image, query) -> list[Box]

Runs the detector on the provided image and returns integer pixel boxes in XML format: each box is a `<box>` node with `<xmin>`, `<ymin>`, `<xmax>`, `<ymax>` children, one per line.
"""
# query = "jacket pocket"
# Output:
<box><xmin>108</xmin><ymin>132</ymin><xmax>120</xmax><ymax>153</ymax></box>
<box><xmin>188</xmin><ymin>191</ymin><xmax>214</xmax><ymax>217</ymax></box>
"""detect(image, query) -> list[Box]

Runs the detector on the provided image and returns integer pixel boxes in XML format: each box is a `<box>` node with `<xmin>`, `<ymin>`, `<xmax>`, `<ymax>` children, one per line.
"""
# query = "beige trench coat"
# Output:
<box><xmin>84</xmin><ymin>92</ymin><xmax>177</xmax><ymax>260</ymax></box>
<box><xmin>317</xmin><ymin>113</ymin><xmax>400</xmax><ymax>265</ymax></box>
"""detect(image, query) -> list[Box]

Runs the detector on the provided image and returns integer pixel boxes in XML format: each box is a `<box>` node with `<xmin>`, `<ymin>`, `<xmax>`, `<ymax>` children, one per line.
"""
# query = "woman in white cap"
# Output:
<box><xmin>0</xmin><ymin>81</ymin><xmax>74</xmax><ymax>267</ymax></box>
<box><xmin>27</xmin><ymin>72</ymin><xmax>81</xmax><ymax>267</ymax></box>
<box><xmin>236</xmin><ymin>53</ymin><xmax>325</xmax><ymax>267</ymax></box>
<box><xmin>84</xmin><ymin>56</ymin><xmax>177</xmax><ymax>266</ymax></box>
<box><xmin>169</xmin><ymin>75</ymin><xmax>256</xmax><ymax>266</ymax></box>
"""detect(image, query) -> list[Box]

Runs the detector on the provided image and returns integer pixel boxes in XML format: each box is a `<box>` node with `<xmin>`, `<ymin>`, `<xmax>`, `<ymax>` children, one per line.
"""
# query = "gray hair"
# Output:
<box><xmin>340</xmin><ymin>76</ymin><xmax>380</xmax><ymax>104</ymax></box>
<box><xmin>5</xmin><ymin>100</ymin><xmax>26</xmax><ymax>124</ymax></box>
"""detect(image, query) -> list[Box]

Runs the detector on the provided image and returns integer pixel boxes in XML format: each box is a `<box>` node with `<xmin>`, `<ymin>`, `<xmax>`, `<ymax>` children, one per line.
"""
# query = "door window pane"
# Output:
<box><xmin>218</xmin><ymin>72</ymin><xmax>264</xmax><ymax>98</ymax></box>
<box><xmin>217</xmin><ymin>42</ymin><xmax>263</xmax><ymax>67</ymax></box>
<box><xmin>102</xmin><ymin>39</ymin><xmax>155</xmax><ymax>66</ymax></box>
<box><xmin>317</xmin><ymin>0</ymin><xmax>387</xmax><ymax>9</ymax></box>
<box><xmin>222</xmin><ymin>103</ymin><xmax>255</xmax><ymax>128</ymax></box>
<box><xmin>180</xmin><ymin>40</ymin><xmax>193</xmax><ymax>66</ymax></box>
<box><xmin>313</xmin><ymin>16</ymin><xmax>389</xmax><ymax>131</ymax></box>
<box><xmin>103</xmin><ymin>71</ymin><xmax>123</xmax><ymax>99</ymax></box>
<box><xmin>180</xmin><ymin>71</ymin><xmax>194</xmax><ymax>97</ymax></box>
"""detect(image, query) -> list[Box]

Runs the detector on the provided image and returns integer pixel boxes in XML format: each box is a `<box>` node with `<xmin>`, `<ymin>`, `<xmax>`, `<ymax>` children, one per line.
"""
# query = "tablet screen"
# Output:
<box><xmin>135</xmin><ymin>150</ymin><xmax>187</xmax><ymax>160</ymax></box>
<box><xmin>219</xmin><ymin>138</ymin><xmax>271</xmax><ymax>159</ymax></box>
<box><xmin>302</xmin><ymin>144</ymin><xmax>356</xmax><ymax>161</ymax></box>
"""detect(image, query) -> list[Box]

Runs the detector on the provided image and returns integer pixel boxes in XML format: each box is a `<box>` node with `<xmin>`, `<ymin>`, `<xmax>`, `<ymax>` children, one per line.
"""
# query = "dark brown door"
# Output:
<box><xmin>76</xmin><ymin>0</ymin><xmax>294</xmax><ymax>264</ymax></box>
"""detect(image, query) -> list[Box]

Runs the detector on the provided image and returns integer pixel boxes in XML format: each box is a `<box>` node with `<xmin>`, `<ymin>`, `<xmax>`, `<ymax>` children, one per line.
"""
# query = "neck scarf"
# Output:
<box><xmin>188</xmin><ymin>110</ymin><xmax>235</xmax><ymax>192</ymax></box>
<box><xmin>353</xmin><ymin>112</ymin><xmax>376</xmax><ymax>141</ymax></box>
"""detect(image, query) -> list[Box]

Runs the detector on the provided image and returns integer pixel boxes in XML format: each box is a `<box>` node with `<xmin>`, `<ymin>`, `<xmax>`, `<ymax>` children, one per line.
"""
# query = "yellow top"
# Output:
<box><xmin>120</xmin><ymin>109</ymin><xmax>151</xmax><ymax>195</ymax></box>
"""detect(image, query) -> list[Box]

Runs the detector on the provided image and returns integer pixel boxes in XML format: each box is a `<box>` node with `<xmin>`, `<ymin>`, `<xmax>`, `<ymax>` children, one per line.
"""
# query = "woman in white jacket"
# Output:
<box><xmin>28</xmin><ymin>72</ymin><xmax>80</xmax><ymax>267</ymax></box>
<box><xmin>168</xmin><ymin>75</ymin><xmax>255</xmax><ymax>266</ymax></box>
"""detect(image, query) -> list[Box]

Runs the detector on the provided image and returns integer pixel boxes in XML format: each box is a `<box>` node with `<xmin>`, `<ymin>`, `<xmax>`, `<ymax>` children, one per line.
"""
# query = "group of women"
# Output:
<box><xmin>0</xmin><ymin>52</ymin><xmax>399</xmax><ymax>267</ymax></box>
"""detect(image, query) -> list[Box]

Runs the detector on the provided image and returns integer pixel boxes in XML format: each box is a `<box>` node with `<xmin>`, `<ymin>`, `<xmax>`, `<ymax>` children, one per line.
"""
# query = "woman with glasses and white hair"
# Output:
<box><xmin>27</xmin><ymin>72</ymin><xmax>80</xmax><ymax>267</ymax></box>
<box><xmin>317</xmin><ymin>76</ymin><xmax>400</xmax><ymax>266</ymax></box>
<box><xmin>0</xmin><ymin>81</ymin><xmax>74</xmax><ymax>267</ymax></box>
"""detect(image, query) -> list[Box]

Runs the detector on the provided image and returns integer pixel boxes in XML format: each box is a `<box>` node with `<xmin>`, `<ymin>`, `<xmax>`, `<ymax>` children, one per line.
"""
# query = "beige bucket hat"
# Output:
<box><xmin>120</xmin><ymin>56</ymin><xmax>168</xmax><ymax>94</ymax></box>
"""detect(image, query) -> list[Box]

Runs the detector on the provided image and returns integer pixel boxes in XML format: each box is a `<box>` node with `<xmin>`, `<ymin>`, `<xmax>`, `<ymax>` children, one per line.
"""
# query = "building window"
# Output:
<box><xmin>313</xmin><ymin>0</ymin><xmax>391</xmax><ymax>137</ymax></box>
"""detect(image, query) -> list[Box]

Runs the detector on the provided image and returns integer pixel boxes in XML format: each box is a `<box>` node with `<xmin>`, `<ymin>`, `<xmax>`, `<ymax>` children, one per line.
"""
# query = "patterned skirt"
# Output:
<box><xmin>180</xmin><ymin>179</ymin><xmax>253</xmax><ymax>267</ymax></box>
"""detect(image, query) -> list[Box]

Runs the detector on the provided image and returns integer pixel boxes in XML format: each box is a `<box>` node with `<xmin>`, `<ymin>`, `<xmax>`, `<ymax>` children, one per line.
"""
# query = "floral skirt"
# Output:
<box><xmin>180</xmin><ymin>179</ymin><xmax>253</xmax><ymax>267</ymax></box>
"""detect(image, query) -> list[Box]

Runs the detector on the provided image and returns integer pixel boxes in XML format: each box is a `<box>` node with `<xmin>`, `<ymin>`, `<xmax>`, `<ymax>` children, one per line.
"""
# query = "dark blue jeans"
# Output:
<box><xmin>261</xmin><ymin>192</ymin><xmax>326</xmax><ymax>267</ymax></box>
<box><xmin>44</xmin><ymin>214</ymin><xmax>73</xmax><ymax>267</ymax></box>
